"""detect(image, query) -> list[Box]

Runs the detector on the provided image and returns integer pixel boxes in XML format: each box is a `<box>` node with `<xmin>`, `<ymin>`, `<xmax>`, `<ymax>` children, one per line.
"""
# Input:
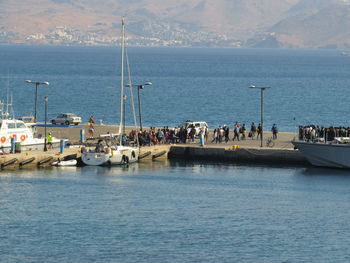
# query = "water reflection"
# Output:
<box><xmin>79</xmin><ymin>159</ymin><xmax>171</xmax><ymax>176</ymax></box>
<box><xmin>2</xmin><ymin>160</ymin><xmax>350</xmax><ymax>179</ymax></box>
<box><xmin>0</xmin><ymin>167</ymin><xmax>55</xmax><ymax>178</ymax></box>
<box><xmin>301</xmin><ymin>167</ymin><xmax>350</xmax><ymax>177</ymax></box>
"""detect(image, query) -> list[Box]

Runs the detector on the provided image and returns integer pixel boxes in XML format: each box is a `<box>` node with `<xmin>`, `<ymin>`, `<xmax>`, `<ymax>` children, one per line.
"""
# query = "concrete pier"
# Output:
<box><xmin>0</xmin><ymin>124</ymin><xmax>310</xmax><ymax>169</ymax></box>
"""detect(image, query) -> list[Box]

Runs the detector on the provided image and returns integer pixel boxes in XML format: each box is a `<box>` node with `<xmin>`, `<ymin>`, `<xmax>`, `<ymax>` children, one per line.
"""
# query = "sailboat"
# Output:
<box><xmin>81</xmin><ymin>18</ymin><xmax>140</xmax><ymax>166</ymax></box>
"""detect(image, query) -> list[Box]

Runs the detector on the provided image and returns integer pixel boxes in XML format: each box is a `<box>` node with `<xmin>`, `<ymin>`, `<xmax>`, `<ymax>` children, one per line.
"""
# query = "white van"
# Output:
<box><xmin>182</xmin><ymin>120</ymin><xmax>208</xmax><ymax>134</ymax></box>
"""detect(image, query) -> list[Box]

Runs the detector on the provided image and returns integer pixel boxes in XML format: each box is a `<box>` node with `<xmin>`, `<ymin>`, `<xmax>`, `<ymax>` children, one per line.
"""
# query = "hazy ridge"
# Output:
<box><xmin>1</xmin><ymin>0</ymin><xmax>350</xmax><ymax>48</ymax></box>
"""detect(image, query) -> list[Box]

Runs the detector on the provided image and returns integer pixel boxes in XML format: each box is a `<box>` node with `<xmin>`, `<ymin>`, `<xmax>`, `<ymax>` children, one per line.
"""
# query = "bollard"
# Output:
<box><xmin>15</xmin><ymin>142</ymin><xmax>21</xmax><ymax>153</ymax></box>
<box><xmin>60</xmin><ymin>139</ymin><xmax>65</xmax><ymax>153</ymax></box>
<box><xmin>10</xmin><ymin>137</ymin><xmax>16</xmax><ymax>153</ymax></box>
<box><xmin>80</xmin><ymin>129</ymin><xmax>85</xmax><ymax>143</ymax></box>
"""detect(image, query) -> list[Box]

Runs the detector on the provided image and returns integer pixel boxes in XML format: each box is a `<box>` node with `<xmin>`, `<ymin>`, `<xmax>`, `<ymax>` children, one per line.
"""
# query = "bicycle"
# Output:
<box><xmin>266</xmin><ymin>137</ymin><xmax>275</xmax><ymax>147</ymax></box>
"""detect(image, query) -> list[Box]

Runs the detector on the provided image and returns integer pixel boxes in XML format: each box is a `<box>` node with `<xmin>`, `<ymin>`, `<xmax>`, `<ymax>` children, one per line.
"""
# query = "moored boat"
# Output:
<box><xmin>292</xmin><ymin>140</ymin><xmax>350</xmax><ymax>168</ymax></box>
<box><xmin>81</xmin><ymin>18</ymin><xmax>140</xmax><ymax>166</ymax></box>
<box><xmin>81</xmin><ymin>144</ymin><xmax>138</xmax><ymax>166</ymax></box>
<box><xmin>0</xmin><ymin>118</ymin><xmax>63</xmax><ymax>151</ymax></box>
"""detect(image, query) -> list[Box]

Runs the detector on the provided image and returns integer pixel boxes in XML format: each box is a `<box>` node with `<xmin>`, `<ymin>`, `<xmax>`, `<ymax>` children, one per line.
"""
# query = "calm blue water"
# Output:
<box><xmin>1</xmin><ymin>45</ymin><xmax>350</xmax><ymax>131</ymax></box>
<box><xmin>1</xmin><ymin>162</ymin><xmax>350</xmax><ymax>262</ymax></box>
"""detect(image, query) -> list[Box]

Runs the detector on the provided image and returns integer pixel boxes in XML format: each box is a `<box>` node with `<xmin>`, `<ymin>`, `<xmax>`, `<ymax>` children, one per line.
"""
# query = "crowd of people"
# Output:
<box><xmin>299</xmin><ymin>125</ymin><xmax>350</xmax><ymax>142</ymax></box>
<box><xmin>210</xmin><ymin>122</ymin><xmax>278</xmax><ymax>143</ymax></box>
<box><xmin>120</xmin><ymin>122</ymin><xmax>279</xmax><ymax>146</ymax></box>
<box><xmin>136</xmin><ymin>125</ymin><xmax>208</xmax><ymax>146</ymax></box>
<box><xmin>89</xmin><ymin>121</ymin><xmax>350</xmax><ymax>147</ymax></box>
<box><xmin>86</xmin><ymin>112</ymin><xmax>282</xmax><ymax>146</ymax></box>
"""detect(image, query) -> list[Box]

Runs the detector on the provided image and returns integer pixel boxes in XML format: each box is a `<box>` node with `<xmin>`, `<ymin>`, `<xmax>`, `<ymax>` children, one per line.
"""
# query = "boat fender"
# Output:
<box><xmin>1</xmin><ymin>158</ymin><xmax>18</xmax><ymax>168</ymax></box>
<box><xmin>121</xmin><ymin>155</ymin><xmax>129</xmax><ymax>164</ymax></box>
<box><xmin>132</xmin><ymin>151</ymin><xmax>136</xmax><ymax>158</ymax></box>
<box><xmin>139</xmin><ymin>151</ymin><xmax>151</xmax><ymax>160</ymax></box>
<box><xmin>1</xmin><ymin>137</ymin><xmax>6</xmax><ymax>143</ymax></box>
<box><xmin>37</xmin><ymin>156</ymin><xmax>53</xmax><ymax>166</ymax></box>
<box><xmin>152</xmin><ymin>150</ymin><xmax>167</xmax><ymax>160</ymax></box>
<box><xmin>19</xmin><ymin>157</ymin><xmax>35</xmax><ymax>167</ymax></box>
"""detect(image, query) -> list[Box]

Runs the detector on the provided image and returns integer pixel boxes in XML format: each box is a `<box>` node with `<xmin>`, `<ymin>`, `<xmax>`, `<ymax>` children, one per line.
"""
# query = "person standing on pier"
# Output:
<box><xmin>241</xmin><ymin>124</ymin><xmax>246</xmax><ymax>140</ymax></box>
<box><xmin>212</xmin><ymin>128</ymin><xmax>218</xmax><ymax>143</ymax></box>
<box><xmin>232</xmin><ymin>122</ymin><xmax>240</xmax><ymax>141</ymax></box>
<box><xmin>88</xmin><ymin>114</ymin><xmax>95</xmax><ymax>138</ymax></box>
<box><xmin>250</xmin><ymin>122</ymin><xmax>256</xmax><ymax>139</ymax></box>
<box><xmin>47</xmin><ymin>132</ymin><xmax>53</xmax><ymax>149</ymax></box>
<box><xmin>89</xmin><ymin>114</ymin><xmax>95</xmax><ymax>124</ymax></box>
<box><xmin>204</xmin><ymin>126</ymin><xmax>209</xmax><ymax>142</ymax></box>
<box><xmin>88</xmin><ymin>122</ymin><xmax>94</xmax><ymax>138</ymax></box>
<box><xmin>272</xmin><ymin>123</ymin><xmax>278</xmax><ymax>140</ymax></box>
<box><xmin>224</xmin><ymin>125</ymin><xmax>230</xmax><ymax>143</ymax></box>
<box><xmin>257</xmin><ymin>123</ymin><xmax>262</xmax><ymax>140</ymax></box>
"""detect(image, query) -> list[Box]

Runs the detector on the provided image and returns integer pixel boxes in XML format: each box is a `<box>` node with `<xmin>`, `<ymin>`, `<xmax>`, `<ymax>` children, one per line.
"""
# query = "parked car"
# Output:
<box><xmin>51</xmin><ymin>113</ymin><xmax>82</xmax><ymax>125</ymax></box>
<box><xmin>182</xmin><ymin>120</ymin><xmax>208</xmax><ymax>134</ymax></box>
<box><xmin>19</xmin><ymin>116</ymin><xmax>35</xmax><ymax>123</ymax></box>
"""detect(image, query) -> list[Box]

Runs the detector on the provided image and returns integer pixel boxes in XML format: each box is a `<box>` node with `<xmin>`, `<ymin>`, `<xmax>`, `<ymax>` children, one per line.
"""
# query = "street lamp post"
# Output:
<box><xmin>126</xmin><ymin>82</ymin><xmax>152</xmax><ymax>131</ymax></box>
<box><xmin>248</xmin><ymin>85</ymin><xmax>271</xmax><ymax>147</ymax></box>
<box><xmin>25</xmin><ymin>80</ymin><xmax>49</xmax><ymax>122</ymax></box>
<box><xmin>44</xmin><ymin>96</ymin><xmax>48</xmax><ymax>152</ymax></box>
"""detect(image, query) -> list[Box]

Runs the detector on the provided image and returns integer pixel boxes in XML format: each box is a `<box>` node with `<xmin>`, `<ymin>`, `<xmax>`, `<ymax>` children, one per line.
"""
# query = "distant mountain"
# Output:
<box><xmin>249</xmin><ymin>0</ymin><xmax>350</xmax><ymax>48</ymax></box>
<box><xmin>1</xmin><ymin>0</ymin><xmax>350</xmax><ymax>48</ymax></box>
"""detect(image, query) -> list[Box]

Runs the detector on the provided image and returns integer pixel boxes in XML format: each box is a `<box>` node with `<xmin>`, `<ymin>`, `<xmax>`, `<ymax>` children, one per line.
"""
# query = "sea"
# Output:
<box><xmin>1</xmin><ymin>45</ymin><xmax>350</xmax><ymax>262</ymax></box>
<box><xmin>1</xmin><ymin>45</ymin><xmax>350</xmax><ymax>131</ymax></box>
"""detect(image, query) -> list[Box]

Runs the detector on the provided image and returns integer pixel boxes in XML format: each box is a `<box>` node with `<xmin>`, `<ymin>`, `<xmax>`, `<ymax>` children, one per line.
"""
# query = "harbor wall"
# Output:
<box><xmin>0</xmin><ymin>145</ymin><xmax>310</xmax><ymax>169</ymax></box>
<box><xmin>168</xmin><ymin>146</ymin><xmax>310</xmax><ymax>166</ymax></box>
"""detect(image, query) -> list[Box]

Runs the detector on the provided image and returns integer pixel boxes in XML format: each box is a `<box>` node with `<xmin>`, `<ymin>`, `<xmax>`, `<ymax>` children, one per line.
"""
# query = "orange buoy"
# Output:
<box><xmin>0</xmin><ymin>137</ymin><xmax>6</xmax><ymax>143</ymax></box>
<box><xmin>20</xmin><ymin>135</ymin><xmax>26</xmax><ymax>142</ymax></box>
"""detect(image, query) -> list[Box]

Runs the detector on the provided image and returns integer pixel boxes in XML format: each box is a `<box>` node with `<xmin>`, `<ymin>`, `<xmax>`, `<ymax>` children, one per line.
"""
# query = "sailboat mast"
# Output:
<box><xmin>6</xmin><ymin>77</ymin><xmax>9</xmax><ymax>119</ymax></box>
<box><xmin>118</xmin><ymin>18</ymin><xmax>125</xmax><ymax>142</ymax></box>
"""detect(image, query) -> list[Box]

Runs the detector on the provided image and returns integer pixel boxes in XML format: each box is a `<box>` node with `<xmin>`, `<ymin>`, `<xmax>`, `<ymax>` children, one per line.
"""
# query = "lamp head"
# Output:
<box><xmin>139</xmin><ymin>82</ymin><xmax>152</xmax><ymax>89</ymax></box>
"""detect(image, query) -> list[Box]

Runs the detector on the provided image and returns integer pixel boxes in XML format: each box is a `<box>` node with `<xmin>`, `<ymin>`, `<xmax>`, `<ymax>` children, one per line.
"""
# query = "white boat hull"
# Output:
<box><xmin>81</xmin><ymin>152</ymin><xmax>111</xmax><ymax>166</ymax></box>
<box><xmin>81</xmin><ymin>146</ymin><xmax>139</xmax><ymax>166</ymax></box>
<box><xmin>0</xmin><ymin>119</ymin><xmax>65</xmax><ymax>152</ymax></box>
<box><xmin>52</xmin><ymin>159</ymin><xmax>78</xmax><ymax>166</ymax></box>
<box><xmin>292</xmin><ymin>141</ymin><xmax>350</xmax><ymax>168</ymax></box>
<box><xmin>1</xmin><ymin>139</ymin><xmax>64</xmax><ymax>152</ymax></box>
